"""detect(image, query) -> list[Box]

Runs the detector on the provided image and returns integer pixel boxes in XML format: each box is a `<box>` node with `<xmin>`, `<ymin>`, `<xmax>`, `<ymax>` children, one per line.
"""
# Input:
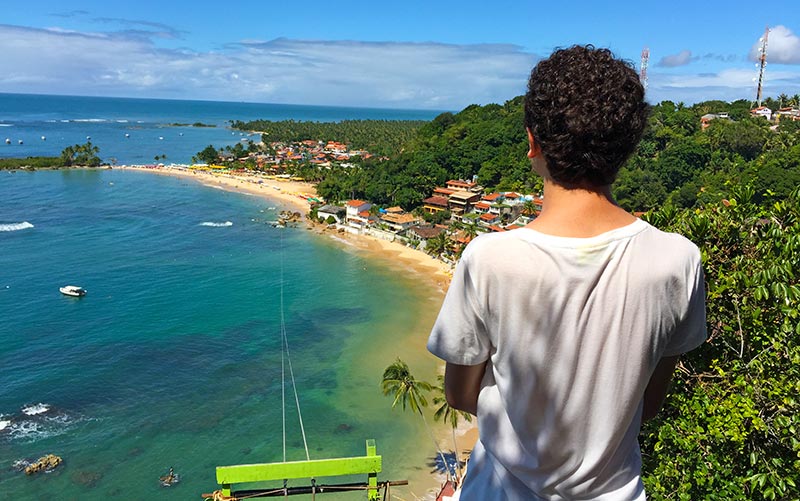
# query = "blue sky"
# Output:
<box><xmin>1</xmin><ymin>0</ymin><xmax>799</xmax><ymax>109</ymax></box>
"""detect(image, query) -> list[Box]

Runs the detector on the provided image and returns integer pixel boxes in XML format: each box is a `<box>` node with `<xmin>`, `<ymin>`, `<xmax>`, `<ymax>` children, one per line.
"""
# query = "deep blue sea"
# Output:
<box><xmin>0</xmin><ymin>93</ymin><xmax>443</xmax><ymax>165</ymax></box>
<box><xmin>0</xmin><ymin>95</ymin><xmax>445</xmax><ymax>500</ymax></box>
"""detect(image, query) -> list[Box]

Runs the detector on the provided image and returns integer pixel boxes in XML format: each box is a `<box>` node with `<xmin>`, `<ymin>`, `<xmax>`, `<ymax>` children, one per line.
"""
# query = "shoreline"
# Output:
<box><xmin>115</xmin><ymin>164</ymin><xmax>475</xmax><ymax>498</ymax></box>
<box><xmin>117</xmin><ymin>164</ymin><xmax>454</xmax><ymax>293</ymax></box>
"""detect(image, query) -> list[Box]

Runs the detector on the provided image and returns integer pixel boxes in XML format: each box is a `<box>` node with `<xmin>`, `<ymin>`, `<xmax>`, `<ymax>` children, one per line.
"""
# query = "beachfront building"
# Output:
<box><xmin>380</xmin><ymin>212</ymin><xmax>419</xmax><ymax>233</ymax></box>
<box><xmin>317</xmin><ymin>205</ymin><xmax>346</xmax><ymax>224</ymax></box>
<box><xmin>408</xmin><ymin>225</ymin><xmax>446</xmax><ymax>245</ymax></box>
<box><xmin>379</xmin><ymin>209</ymin><xmax>419</xmax><ymax>233</ymax></box>
<box><xmin>345</xmin><ymin>200</ymin><xmax>372</xmax><ymax>233</ymax></box>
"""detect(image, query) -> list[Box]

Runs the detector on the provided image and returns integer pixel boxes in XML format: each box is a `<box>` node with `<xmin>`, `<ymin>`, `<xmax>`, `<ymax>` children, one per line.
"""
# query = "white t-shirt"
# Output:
<box><xmin>428</xmin><ymin>219</ymin><xmax>706</xmax><ymax>500</ymax></box>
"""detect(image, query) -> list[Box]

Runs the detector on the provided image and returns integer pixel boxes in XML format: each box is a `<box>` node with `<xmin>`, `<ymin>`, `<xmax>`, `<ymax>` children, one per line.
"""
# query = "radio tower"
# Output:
<box><xmin>640</xmin><ymin>47</ymin><xmax>650</xmax><ymax>91</ymax></box>
<box><xmin>756</xmin><ymin>26</ymin><xmax>769</xmax><ymax>107</ymax></box>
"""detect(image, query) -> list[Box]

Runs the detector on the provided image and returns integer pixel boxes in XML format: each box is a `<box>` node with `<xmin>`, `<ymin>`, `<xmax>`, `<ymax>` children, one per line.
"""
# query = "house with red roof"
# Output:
<box><xmin>446</xmin><ymin>179</ymin><xmax>481</xmax><ymax>192</ymax></box>
<box><xmin>473</xmin><ymin>201</ymin><xmax>492</xmax><ymax>214</ymax></box>
<box><xmin>345</xmin><ymin>200</ymin><xmax>372</xmax><ymax>233</ymax></box>
<box><xmin>750</xmin><ymin>106</ymin><xmax>773</xmax><ymax>121</ymax></box>
<box><xmin>479</xmin><ymin>212</ymin><xmax>500</xmax><ymax>227</ymax></box>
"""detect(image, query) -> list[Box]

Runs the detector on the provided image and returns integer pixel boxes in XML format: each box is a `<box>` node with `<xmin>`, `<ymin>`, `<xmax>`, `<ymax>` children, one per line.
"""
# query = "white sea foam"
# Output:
<box><xmin>199</xmin><ymin>221</ymin><xmax>233</xmax><ymax>227</ymax></box>
<box><xmin>12</xmin><ymin>459</ymin><xmax>31</xmax><ymax>471</ymax></box>
<box><xmin>116</xmin><ymin>120</ymin><xmax>129</xmax><ymax>123</ymax></box>
<box><xmin>22</xmin><ymin>403</ymin><xmax>50</xmax><ymax>416</ymax></box>
<box><xmin>0</xmin><ymin>123</ymin><xmax>12</xmax><ymax>127</ymax></box>
<box><xmin>0</xmin><ymin>222</ymin><xmax>34</xmax><ymax>232</ymax></box>
<box><xmin>73</xmin><ymin>118</ymin><xmax>107</xmax><ymax>123</ymax></box>
<box><xmin>6</xmin><ymin>410</ymin><xmax>76</xmax><ymax>442</ymax></box>
<box><xmin>0</xmin><ymin>418</ymin><xmax>10</xmax><ymax>431</ymax></box>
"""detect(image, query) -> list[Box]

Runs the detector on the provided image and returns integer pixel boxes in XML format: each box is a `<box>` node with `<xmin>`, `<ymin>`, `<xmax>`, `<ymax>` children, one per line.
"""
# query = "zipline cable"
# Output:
<box><xmin>279</xmin><ymin>226</ymin><xmax>311</xmax><ymax>462</ymax></box>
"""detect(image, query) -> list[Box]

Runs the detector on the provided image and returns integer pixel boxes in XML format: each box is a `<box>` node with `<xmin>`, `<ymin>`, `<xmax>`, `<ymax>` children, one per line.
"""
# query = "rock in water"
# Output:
<box><xmin>24</xmin><ymin>454</ymin><xmax>63</xmax><ymax>475</ymax></box>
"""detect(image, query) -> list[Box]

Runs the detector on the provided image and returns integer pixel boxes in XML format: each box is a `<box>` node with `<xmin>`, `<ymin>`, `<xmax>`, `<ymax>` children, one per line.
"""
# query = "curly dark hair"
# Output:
<box><xmin>524</xmin><ymin>45</ymin><xmax>649</xmax><ymax>187</ymax></box>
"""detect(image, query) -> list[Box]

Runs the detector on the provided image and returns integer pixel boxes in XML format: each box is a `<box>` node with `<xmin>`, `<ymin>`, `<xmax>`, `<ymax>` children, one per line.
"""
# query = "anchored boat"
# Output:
<box><xmin>59</xmin><ymin>285</ymin><xmax>87</xmax><ymax>297</ymax></box>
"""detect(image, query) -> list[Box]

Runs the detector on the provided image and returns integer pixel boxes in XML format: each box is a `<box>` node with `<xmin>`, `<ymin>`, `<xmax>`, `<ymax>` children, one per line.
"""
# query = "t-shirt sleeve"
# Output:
<box><xmin>427</xmin><ymin>249</ymin><xmax>491</xmax><ymax>366</ymax></box>
<box><xmin>663</xmin><ymin>250</ymin><xmax>707</xmax><ymax>356</ymax></box>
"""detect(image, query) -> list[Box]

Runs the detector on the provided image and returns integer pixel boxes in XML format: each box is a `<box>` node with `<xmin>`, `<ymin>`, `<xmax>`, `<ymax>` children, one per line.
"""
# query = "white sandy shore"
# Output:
<box><xmin>117</xmin><ymin>164</ymin><xmax>475</xmax><ymax>498</ymax></box>
<box><xmin>117</xmin><ymin>165</ymin><xmax>454</xmax><ymax>292</ymax></box>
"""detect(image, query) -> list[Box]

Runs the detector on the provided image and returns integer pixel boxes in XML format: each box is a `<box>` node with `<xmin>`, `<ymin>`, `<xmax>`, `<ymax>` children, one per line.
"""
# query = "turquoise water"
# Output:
<box><xmin>0</xmin><ymin>93</ymin><xmax>444</xmax><ymax>165</ymax></box>
<box><xmin>0</xmin><ymin>169</ymin><xmax>442</xmax><ymax>499</ymax></box>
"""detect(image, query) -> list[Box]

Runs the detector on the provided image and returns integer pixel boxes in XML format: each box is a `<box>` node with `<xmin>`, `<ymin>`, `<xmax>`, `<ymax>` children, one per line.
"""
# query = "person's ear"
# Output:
<box><xmin>526</xmin><ymin>128</ymin><xmax>542</xmax><ymax>159</ymax></box>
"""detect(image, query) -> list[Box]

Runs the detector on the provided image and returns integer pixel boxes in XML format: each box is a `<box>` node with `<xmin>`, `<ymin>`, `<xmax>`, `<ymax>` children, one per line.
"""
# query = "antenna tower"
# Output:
<box><xmin>640</xmin><ymin>47</ymin><xmax>650</xmax><ymax>91</ymax></box>
<box><xmin>756</xmin><ymin>26</ymin><xmax>769</xmax><ymax>107</ymax></box>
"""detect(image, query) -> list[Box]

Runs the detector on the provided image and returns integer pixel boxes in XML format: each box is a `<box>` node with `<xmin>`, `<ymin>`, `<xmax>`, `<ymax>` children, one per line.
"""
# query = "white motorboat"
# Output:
<box><xmin>59</xmin><ymin>285</ymin><xmax>87</xmax><ymax>297</ymax></box>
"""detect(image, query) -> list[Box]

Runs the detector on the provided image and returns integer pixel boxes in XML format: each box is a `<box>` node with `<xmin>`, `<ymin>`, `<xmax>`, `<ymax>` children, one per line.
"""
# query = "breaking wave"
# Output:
<box><xmin>22</xmin><ymin>403</ymin><xmax>50</xmax><ymax>416</ymax></box>
<box><xmin>1</xmin><ymin>404</ymin><xmax>81</xmax><ymax>442</ymax></box>
<box><xmin>0</xmin><ymin>222</ymin><xmax>34</xmax><ymax>232</ymax></box>
<box><xmin>199</xmin><ymin>221</ymin><xmax>233</xmax><ymax>227</ymax></box>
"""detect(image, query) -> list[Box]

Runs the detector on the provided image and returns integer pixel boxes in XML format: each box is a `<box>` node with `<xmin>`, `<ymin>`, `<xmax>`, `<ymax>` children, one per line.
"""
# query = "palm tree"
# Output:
<box><xmin>381</xmin><ymin>360</ymin><xmax>451</xmax><ymax>481</ymax></box>
<box><xmin>426</xmin><ymin>232</ymin><xmax>449</xmax><ymax>257</ymax></box>
<box><xmin>433</xmin><ymin>374</ymin><xmax>473</xmax><ymax>482</ymax></box>
<box><xmin>522</xmin><ymin>199</ymin><xmax>538</xmax><ymax>218</ymax></box>
<box><xmin>462</xmin><ymin>223</ymin><xmax>478</xmax><ymax>242</ymax></box>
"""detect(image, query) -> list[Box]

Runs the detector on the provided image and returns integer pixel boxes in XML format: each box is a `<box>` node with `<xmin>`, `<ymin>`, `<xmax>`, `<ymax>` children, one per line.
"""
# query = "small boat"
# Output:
<box><xmin>18</xmin><ymin>139</ymin><xmax>23</xmax><ymax>144</ymax></box>
<box><xmin>4</xmin><ymin>138</ymin><xmax>9</xmax><ymax>144</ymax></box>
<box><xmin>59</xmin><ymin>285</ymin><xmax>87</xmax><ymax>297</ymax></box>
<box><xmin>41</xmin><ymin>136</ymin><xmax>46</xmax><ymax>141</ymax></box>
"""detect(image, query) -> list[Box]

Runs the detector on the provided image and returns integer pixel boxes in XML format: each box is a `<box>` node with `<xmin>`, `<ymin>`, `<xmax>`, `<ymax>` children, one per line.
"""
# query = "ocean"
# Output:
<box><xmin>0</xmin><ymin>95</ymin><xmax>446</xmax><ymax>499</ymax></box>
<box><xmin>0</xmin><ymin>93</ymin><xmax>443</xmax><ymax>165</ymax></box>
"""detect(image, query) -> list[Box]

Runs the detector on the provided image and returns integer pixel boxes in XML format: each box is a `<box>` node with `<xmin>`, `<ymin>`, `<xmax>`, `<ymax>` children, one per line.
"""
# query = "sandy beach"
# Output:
<box><xmin>118</xmin><ymin>165</ymin><xmax>454</xmax><ymax>293</ymax></box>
<box><xmin>118</xmin><ymin>165</ymin><xmax>475</xmax><ymax>498</ymax></box>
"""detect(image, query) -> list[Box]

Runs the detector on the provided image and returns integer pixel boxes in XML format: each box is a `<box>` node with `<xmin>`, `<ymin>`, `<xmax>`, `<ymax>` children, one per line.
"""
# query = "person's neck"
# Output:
<box><xmin>526</xmin><ymin>178</ymin><xmax>636</xmax><ymax>238</ymax></box>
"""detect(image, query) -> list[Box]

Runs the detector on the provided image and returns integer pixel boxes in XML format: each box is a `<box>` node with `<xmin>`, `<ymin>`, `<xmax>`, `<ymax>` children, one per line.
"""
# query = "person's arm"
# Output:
<box><xmin>444</xmin><ymin>361</ymin><xmax>488</xmax><ymax>416</ymax></box>
<box><xmin>642</xmin><ymin>355</ymin><xmax>679</xmax><ymax>421</ymax></box>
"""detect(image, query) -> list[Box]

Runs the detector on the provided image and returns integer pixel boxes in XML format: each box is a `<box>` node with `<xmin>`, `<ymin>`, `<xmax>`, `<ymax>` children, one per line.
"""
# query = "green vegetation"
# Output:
<box><xmin>231</xmin><ymin>119</ymin><xmax>426</xmax><ymax>156</ymax></box>
<box><xmin>0</xmin><ymin>156</ymin><xmax>60</xmax><ymax>169</ymax></box>
<box><xmin>1</xmin><ymin>142</ymin><xmax>103</xmax><ymax>169</ymax></box>
<box><xmin>615</xmin><ymin>100</ymin><xmax>800</xmax><ymax>211</ymax></box>
<box><xmin>641</xmin><ymin>185</ymin><xmax>800</xmax><ymax>499</ymax></box>
<box><xmin>59</xmin><ymin>141</ymin><xmax>102</xmax><ymax>167</ymax></box>
<box><xmin>306</xmin><ymin>97</ymin><xmax>533</xmax><ymax>209</ymax></box>
<box><xmin>167</xmin><ymin>122</ymin><xmax>216</xmax><ymax>127</ymax></box>
<box><xmin>307</xmin><ymin>96</ymin><xmax>799</xmax><ymax>212</ymax></box>
<box><xmin>381</xmin><ymin>360</ymin><xmax>465</xmax><ymax>481</ymax></box>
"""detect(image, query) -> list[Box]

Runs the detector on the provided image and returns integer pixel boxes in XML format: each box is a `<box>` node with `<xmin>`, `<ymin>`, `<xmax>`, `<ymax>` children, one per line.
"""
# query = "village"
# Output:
<box><xmin>186</xmin><ymin>138</ymin><xmax>545</xmax><ymax>262</ymax></box>
<box><xmin>312</xmin><ymin>177</ymin><xmax>543</xmax><ymax>262</ymax></box>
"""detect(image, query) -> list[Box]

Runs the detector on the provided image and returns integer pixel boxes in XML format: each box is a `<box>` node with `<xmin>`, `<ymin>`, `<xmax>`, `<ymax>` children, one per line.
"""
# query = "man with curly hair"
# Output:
<box><xmin>428</xmin><ymin>45</ymin><xmax>706</xmax><ymax>499</ymax></box>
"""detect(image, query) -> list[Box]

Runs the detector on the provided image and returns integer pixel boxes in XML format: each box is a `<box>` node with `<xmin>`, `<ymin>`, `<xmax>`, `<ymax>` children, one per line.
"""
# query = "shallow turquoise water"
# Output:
<box><xmin>0</xmin><ymin>170</ymin><xmax>441</xmax><ymax>499</ymax></box>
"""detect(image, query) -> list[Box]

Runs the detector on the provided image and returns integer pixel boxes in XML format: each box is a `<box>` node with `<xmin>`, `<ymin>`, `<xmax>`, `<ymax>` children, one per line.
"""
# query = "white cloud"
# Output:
<box><xmin>648</xmin><ymin>67</ymin><xmax>800</xmax><ymax>103</ymax></box>
<box><xmin>0</xmin><ymin>24</ymin><xmax>536</xmax><ymax>109</ymax></box>
<box><xmin>749</xmin><ymin>25</ymin><xmax>800</xmax><ymax>64</ymax></box>
<box><xmin>657</xmin><ymin>49</ymin><xmax>692</xmax><ymax>67</ymax></box>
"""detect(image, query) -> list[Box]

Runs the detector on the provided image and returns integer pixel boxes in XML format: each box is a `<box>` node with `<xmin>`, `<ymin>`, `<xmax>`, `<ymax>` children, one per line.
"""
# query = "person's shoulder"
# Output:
<box><xmin>637</xmin><ymin>221</ymin><xmax>702</xmax><ymax>266</ymax></box>
<box><xmin>462</xmin><ymin>229</ymin><xmax>526</xmax><ymax>259</ymax></box>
